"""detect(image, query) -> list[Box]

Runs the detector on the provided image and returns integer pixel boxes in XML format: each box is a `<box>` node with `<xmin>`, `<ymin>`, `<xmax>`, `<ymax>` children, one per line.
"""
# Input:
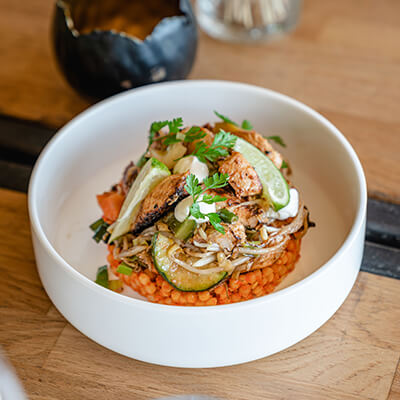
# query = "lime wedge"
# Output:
<box><xmin>234</xmin><ymin>137</ymin><xmax>290</xmax><ymax>210</ymax></box>
<box><xmin>109</xmin><ymin>158</ymin><xmax>170</xmax><ymax>242</ymax></box>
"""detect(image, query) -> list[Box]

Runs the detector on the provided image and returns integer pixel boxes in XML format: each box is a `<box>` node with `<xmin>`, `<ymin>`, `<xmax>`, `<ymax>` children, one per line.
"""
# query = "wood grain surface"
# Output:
<box><xmin>0</xmin><ymin>0</ymin><xmax>400</xmax><ymax>202</ymax></box>
<box><xmin>0</xmin><ymin>188</ymin><xmax>399</xmax><ymax>399</ymax></box>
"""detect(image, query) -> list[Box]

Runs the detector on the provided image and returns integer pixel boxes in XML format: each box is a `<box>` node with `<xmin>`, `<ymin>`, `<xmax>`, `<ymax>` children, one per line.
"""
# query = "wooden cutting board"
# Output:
<box><xmin>0</xmin><ymin>188</ymin><xmax>399</xmax><ymax>399</ymax></box>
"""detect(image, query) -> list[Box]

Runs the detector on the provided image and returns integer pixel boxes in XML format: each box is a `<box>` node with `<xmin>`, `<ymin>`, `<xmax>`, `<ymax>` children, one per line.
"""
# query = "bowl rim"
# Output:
<box><xmin>28</xmin><ymin>79</ymin><xmax>367</xmax><ymax>313</ymax></box>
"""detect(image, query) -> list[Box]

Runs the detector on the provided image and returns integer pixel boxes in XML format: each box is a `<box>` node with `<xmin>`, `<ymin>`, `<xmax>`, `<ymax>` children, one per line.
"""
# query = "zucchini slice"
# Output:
<box><xmin>152</xmin><ymin>233</ymin><xmax>226</xmax><ymax>292</ymax></box>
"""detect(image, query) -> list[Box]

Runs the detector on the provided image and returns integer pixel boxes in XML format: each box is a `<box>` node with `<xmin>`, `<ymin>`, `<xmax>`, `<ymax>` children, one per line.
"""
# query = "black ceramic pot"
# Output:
<box><xmin>52</xmin><ymin>0</ymin><xmax>198</xmax><ymax>100</ymax></box>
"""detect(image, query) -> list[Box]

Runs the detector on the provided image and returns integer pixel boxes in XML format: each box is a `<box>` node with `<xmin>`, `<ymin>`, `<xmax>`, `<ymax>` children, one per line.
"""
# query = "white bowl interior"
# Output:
<box><xmin>32</xmin><ymin>82</ymin><xmax>362</xmax><ymax>301</ymax></box>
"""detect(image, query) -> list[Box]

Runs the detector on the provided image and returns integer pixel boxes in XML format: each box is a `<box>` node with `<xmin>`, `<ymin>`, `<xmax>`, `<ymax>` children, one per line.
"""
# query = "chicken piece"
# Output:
<box><xmin>186</xmin><ymin>127</ymin><xmax>214</xmax><ymax>154</ymax></box>
<box><xmin>219</xmin><ymin>152</ymin><xmax>262</xmax><ymax>197</ymax></box>
<box><xmin>234</xmin><ymin>204</ymin><xmax>261</xmax><ymax>229</ymax></box>
<box><xmin>206</xmin><ymin>221</ymin><xmax>246</xmax><ymax>253</ymax></box>
<box><xmin>131</xmin><ymin>173</ymin><xmax>188</xmax><ymax>234</ymax></box>
<box><xmin>232</xmin><ymin>129</ymin><xmax>283</xmax><ymax>169</ymax></box>
<box><xmin>205</xmin><ymin>188</ymin><xmax>261</xmax><ymax>229</ymax></box>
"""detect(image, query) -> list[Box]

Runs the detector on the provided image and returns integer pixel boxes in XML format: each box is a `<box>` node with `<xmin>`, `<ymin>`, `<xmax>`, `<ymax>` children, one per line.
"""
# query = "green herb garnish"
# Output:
<box><xmin>218</xmin><ymin>209</ymin><xmax>238</xmax><ymax>223</ymax></box>
<box><xmin>90</xmin><ymin>218</ymin><xmax>110</xmax><ymax>243</ymax></box>
<box><xmin>214</xmin><ymin>111</ymin><xmax>238</xmax><ymax>126</ymax></box>
<box><xmin>109</xmin><ymin>279</ymin><xmax>123</xmax><ymax>292</ymax></box>
<box><xmin>214</xmin><ymin>111</ymin><xmax>253</xmax><ymax>131</ymax></box>
<box><xmin>136</xmin><ymin>154</ymin><xmax>148</xmax><ymax>167</ymax></box>
<box><xmin>184</xmin><ymin>126</ymin><xmax>206</xmax><ymax>143</ymax></box>
<box><xmin>148</xmin><ymin>118</ymin><xmax>183</xmax><ymax>146</ymax></box>
<box><xmin>192</xmin><ymin>130</ymin><xmax>237</xmax><ymax>163</ymax></box>
<box><xmin>267</xmin><ymin>135</ymin><xmax>286</xmax><ymax>148</ymax></box>
<box><xmin>117</xmin><ymin>263</ymin><xmax>133</xmax><ymax>276</ymax></box>
<box><xmin>95</xmin><ymin>265</ymin><xmax>109</xmax><ymax>288</ymax></box>
<box><xmin>281</xmin><ymin>160</ymin><xmax>289</xmax><ymax>169</ymax></box>
<box><xmin>184</xmin><ymin>172</ymin><xmax>230</xmax><ymax>234</ymax></box>
<box><xmin>149</xmin><ymin>120</ymin><xmax>169</xmax><ymax>145</ymax></box>
<box><xmin>90</xmin><ymin>218</ymin><xmax>104</xmax><ymax>232</ymax></box>
<box><xmin>241</xmin><ymin>120</ymin><xmax>253</xmax><ymax>130</ymax></box>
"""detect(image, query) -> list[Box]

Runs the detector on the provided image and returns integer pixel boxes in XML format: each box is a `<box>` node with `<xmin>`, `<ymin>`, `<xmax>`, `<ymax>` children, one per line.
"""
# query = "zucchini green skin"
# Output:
<box><xmin>52</xmin><ymin>0</ymin><xmax>198</xmax><ymax>100</ymax></box>
<box><xmin>165</xmin><ymin>213</ymin><xmax>196</xmax><ymax>241</ymax></box>
<box><xmin>152</xmin><ymin>233</ymin><xmax>227</xmax><ymax>292</ymax></box>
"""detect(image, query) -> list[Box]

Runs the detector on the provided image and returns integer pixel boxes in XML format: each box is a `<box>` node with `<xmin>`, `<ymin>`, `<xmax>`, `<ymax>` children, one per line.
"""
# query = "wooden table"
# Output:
<box><xmin>0</xmin><ymin>0</ymin><xmax>399</xmax><ymax>399</ymax></box>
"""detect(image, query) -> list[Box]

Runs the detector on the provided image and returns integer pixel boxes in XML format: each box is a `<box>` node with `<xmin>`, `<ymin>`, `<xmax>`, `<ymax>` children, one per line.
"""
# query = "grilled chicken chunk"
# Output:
<box><xmin>206</xmin><ymin>188</ymin><xmax>261</xmax><ymax>229</ymax></box>
<box><xmin>232</xmin><ymin>129</ymin><xmax>283</xmax><ymax>169</ymax></box>
<box><xmin>131</xmin><ymin>173</ymin><xmax>188</xmax><ymax>234</ymax></box>
<box><xmin>219</xmin><ymin>152</ymin><xmax>262</xmax><ymax>197</ymax></box>
<box><xmin>204</xmin><ymin>221</ymin><xmax>246</xmax><ymax>253</ymax></box>
<box><xmin>186</xmin><ymin>127</ymin><xmax>214</xmax><ymax>154</ymax></box>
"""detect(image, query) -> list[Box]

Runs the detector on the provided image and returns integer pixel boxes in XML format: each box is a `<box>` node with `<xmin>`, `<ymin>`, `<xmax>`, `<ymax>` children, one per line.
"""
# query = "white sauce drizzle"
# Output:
<box><xmin>173</xmin><ymin>156</ymin><xmax>209</xmax><ymax>183</ymax></box>
<box><xmin>174</xmin><ymin>195</ymin><xmax>216</xmax><ymax>223</ymax></box>
<box><xmin>266</xmin><ymin>188</ymin><xmax>299</xmax><ymax>220</ymax></box>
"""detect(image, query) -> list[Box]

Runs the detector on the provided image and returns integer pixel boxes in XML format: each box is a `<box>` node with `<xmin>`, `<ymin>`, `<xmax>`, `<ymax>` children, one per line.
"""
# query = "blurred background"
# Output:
<box><xmin>0</xmin><ymin>0</ymin><xmax>399</xmax><ymax>399</ymax></box>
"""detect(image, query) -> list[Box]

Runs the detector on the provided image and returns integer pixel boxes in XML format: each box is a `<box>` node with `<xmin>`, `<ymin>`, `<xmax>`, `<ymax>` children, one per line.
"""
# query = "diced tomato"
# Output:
<box><xmin>96</xmin><ymin>191</ymin><xmax>125</xmax><ymax>224</ymax></box>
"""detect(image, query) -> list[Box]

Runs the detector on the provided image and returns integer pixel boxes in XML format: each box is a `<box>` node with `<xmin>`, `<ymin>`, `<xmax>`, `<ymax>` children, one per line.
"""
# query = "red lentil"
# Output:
<box><xmin>109</xmin><ymin>238</ymin><xmax>302</xmax><ymax>306</ymax></box>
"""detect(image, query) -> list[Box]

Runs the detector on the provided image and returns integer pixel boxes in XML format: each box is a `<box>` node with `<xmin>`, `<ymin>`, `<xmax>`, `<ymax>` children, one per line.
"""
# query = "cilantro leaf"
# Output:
<box><xmin>241</xmin><ymin>120</ymin><xmax>253</xmax><ymax>130</ymax></box>
<box><xmin>203</xmin><ymin>172</ymin><xmax>229</xmax><ymax>190</ymax></box>
<box><xmin>267</xmin><ymin>135</ymin><xmax>286</xmax><ymax>148</ymax></box>
<box><xmin>190</xmin><ymin>202</ymin><xmax>203</xmax><ymax>219</ymax></box>
<box><xmin>185</xmin><ymin>173</ymin><xmax>230</xmax><ymax>234</ymax></box>
<box><xmin>192</xmin><ymin>130</ymin><xmax>237</xmax><ymax>163</ymax></box>
<box><xmin>214</xmin><ymin>111</ymin><xmax>239</xmax><ymax>126</ymax></box>
<box><xmin>184</xmin><ymin>174</ymin><xmax>202</xmax><ymax>199</ymax></box>
<box><xmin>184</xmin><ymin>126</ymin><xmax>206</xmax><ymax>143</ymax></box>
<box><xmin>192</xmin><ymin>141</ymin><xmax>208</xmax><ymax>163</ymax></box>
<box><xmin>202</xmin><ymin>194</ymin><xmax>227</xmax><ymax>204</ymax></box>
<box><xmin>149</xmin><ymin>120</ymin><xmax>168</xmax><ymax>145</ymax></box>
<box><xmin>281</xmin><ymin>160</ymin><xmax>289</xmax><ymax>169</ymax></box>
<box><xmin>213</xmin><ymin>130</ymin><xmax>237</xmax><ymax>149</ymax></box>
<box><xmin>163</xmin><ymin>134</ymin><xmax>181</xmax><ymax>146</ymax></box>
<box><xmin>207</xmin><ymin>213</ymin><xmax>225</xmax><ymax>234</ymax></box>
<box><xmin>167</xmin><ymin>118</ymin><xmax>183</xmax><ymax>134</ymax></box>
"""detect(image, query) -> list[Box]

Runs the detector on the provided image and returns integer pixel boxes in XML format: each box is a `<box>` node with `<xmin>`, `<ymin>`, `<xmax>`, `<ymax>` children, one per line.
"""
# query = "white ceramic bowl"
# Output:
<box><xmin>28</xmin><ymin>81</ymin><xmax>367</xmax><ymax>368</ymax></box>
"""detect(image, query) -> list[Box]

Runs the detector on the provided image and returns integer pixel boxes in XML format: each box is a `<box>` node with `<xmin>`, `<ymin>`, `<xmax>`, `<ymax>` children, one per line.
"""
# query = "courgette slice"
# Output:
<box><xmin>152</xmin><ymin>233</ymin><xmax>227</xmax><ymax>292</ymax></box>
<box><xmin>109</xmin><ymin>158</ymin><xmax>170</xmax><ymax>242</ymax></box>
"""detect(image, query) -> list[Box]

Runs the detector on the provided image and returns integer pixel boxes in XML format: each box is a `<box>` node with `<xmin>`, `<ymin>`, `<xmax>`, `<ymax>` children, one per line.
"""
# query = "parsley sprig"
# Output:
<box><xmin>184</xmin><ymin>173</ymin><xmax>231</xmax><ymax>234</ymax></box>
<box><xmin>214</xmin><ymin>111</ymin><xmax>286</xmax><ymax>147</ymax></box>
<box><xmin>149</xmin><ymin>118</ymin><xmax>207</xmax><ymax>147</ymax></box>
<box><xmin>266</xmin><ymin>135</ymin><xmax>286</xmax><ymax>148</ymax></box>
<box><xmin>214</xmin><ymin>111</ymin><xmax>253</xmax><ymax>131</ymax></box>
<box><xmin>192</xmin><ymin>130</ymin><xmax>237</xmax><ymax>163</ymax></box>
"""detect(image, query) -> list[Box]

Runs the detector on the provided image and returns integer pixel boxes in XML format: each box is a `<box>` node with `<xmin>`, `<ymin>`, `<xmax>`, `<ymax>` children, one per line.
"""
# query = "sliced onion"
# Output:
<box><xmin>265</xmin><ymin>226</ymin><xmax>280</xmax><ymax>233</ymax></box>
<box><xmin>198</xmin><ymin>227</ymin><xmax>208</xmax><ymax>241</ymax></box>
<box><xmin>238</xmin><ymin>237</ymin><xmax>289</xmax><ymax>255</ymax></box>
<box><xmin>185</xmin><ymin>250</ymin><xmax>214</xmax><ymax>258</ymax></box>
<box><xmin>171</xmin><ymin>256</ymin><xmax>223</xmax><ymax>275</ymax></box>
<box><xmin>117</xmin><ymin>245</ymin><xmax>147</xmax><ymax>258</ymax></box>
<box><xmin>167</xmin><ymin>244</ymin><xmax>181</xmax><ymax>259</ymax></box>
<box><xmin>207</xmin><ymin>243</ymin><xmax>221</xmax><ymax>252</ymax></box>
<box><xmin>231</xmin><ymin>256</ymin><xmax>251</xmax><ymax>267</ymax></box>
<box><xmin>277</xmin><ymin>202</ymin><xmax>305</xmax><ymax>237</ymax></box>
<box><xmin>192</xmin><ymin>255</ymin><xmax>217</xmax><ymax>267</ymax></box>
<box><xmin>260</xmin><ymin>225</ymin><xmax>269</xmax><ymax>241</ymax></box>
<box><xmin>193</xmin><ymin>240</ymin><xmax>209</xmax><ymax>248</ymax></box>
